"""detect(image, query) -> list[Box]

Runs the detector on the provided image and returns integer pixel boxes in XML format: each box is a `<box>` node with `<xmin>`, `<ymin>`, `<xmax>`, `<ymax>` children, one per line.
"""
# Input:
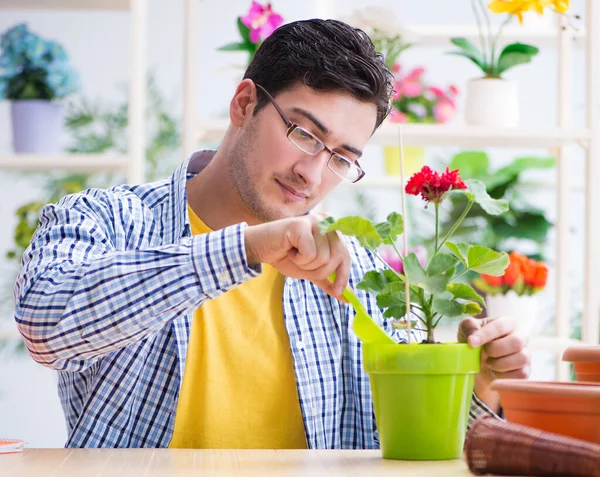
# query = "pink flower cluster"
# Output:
<box><xmin>390</xmin><ymin>64</ymin><xmax>459</xmax><ymax>124</ymax></box>
<box><xmin>241</xmin><ymin>1</ymin><xmax>284</xmax><ymax>44</ymax></box>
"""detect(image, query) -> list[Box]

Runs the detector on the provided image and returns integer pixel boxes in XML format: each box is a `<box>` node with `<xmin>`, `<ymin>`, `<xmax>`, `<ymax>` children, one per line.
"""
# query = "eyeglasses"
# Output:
<box><xmin>255</xmin><ymin>83</ymin><xmax>365</xmax><ymax>183</ymax></box>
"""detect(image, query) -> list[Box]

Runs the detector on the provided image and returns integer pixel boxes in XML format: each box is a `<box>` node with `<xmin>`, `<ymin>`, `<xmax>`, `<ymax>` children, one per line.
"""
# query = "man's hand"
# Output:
<box><xmin>244</xmin><ymin>214</ymin><xmax>350</xmax><ymax>299</ymax></box>
<box><xmin>458</xmin><ymin>315</ymin><xmax>530</xmax><ymax>413</ymax></box>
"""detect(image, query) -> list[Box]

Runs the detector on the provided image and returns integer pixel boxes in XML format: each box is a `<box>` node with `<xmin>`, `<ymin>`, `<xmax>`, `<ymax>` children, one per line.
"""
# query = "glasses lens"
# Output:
<box><xmin>328</xmin><ymin>153</ymin><xmax>362</xmax><ymax>182</ymax></box>
<box><xmin>288</xmin><ymin>127</ymin><xmax>323</xmax><ymax>155</ymax></box>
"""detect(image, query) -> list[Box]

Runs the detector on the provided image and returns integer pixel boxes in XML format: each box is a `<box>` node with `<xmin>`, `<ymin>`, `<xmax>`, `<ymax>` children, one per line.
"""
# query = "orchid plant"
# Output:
<box><xmin>0</xmin><ymin>23</ymin><xmax>80</xmax><ymax>100</ymax></box>
<box><xmin>389</xmin><ymin>65</ymin><xmax>459</xmax><ymax>124</ymax></box>
<box><xmin>446</xmin><ymin>0</ymin><xmax>570</xmax><ymax>78</ymax></box>
<box><xmin>320</xmin><ymin>166</ymin><xmax>510</xmax><ymax>344</ymax></box>
<box><xmin>218</xmin><ymin>1</ymin><xmax>284</xmax><ymax>66</ymax></box>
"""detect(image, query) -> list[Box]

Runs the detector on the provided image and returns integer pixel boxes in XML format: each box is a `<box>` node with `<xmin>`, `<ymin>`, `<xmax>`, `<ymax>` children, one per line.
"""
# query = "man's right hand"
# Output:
<box><xmin>244</xmin><ymin>214</ymin><xmax>350</xmax><ymax>300</ymax></box>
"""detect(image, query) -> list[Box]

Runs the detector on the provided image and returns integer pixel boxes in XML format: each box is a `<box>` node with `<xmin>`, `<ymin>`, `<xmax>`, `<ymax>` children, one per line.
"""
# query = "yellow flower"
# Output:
<box><xmin>488</xmin><ymin>0</ymin><xmax>569</xmax><ymax>23</ymax></box>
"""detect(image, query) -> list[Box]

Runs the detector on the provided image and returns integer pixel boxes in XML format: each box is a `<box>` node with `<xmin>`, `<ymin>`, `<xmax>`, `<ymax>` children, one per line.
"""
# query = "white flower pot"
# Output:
<box><xmin>464</xmin><ymin>78</ymin><xmax>519</xmax><ymax>128</ymax></box>
<box><xmin>11</xmin><ymin>100</ymin><xmax>64</xmax><ymax>154</ymax></box>
<box><xmin>485</xmin><ymin>291</ymin><xmax>539</xmax><ymax>337</ymax></box>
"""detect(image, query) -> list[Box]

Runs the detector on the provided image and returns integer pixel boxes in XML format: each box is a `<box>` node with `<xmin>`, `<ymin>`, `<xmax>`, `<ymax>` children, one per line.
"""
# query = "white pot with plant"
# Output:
<box><xmin>447</xmin><ymin>0</ymin><xmax>569</xmax><ymax>127</ymax></box>
<box><xmin>474</xmin><ymin>251</ymin><xmax>548</xmax><ymax>337</ymax></box>
<box><xmin>0</xmin><ymin>23</ymin><xmax>80</xmax><ymax>154</ymax></box>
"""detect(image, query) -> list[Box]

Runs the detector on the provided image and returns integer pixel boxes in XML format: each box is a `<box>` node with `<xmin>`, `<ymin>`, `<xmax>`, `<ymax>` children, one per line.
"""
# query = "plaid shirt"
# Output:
<box><xmin>14</xmin><ymin>151</ymin><xmax>493</xmax><ymax>448</ymax></box>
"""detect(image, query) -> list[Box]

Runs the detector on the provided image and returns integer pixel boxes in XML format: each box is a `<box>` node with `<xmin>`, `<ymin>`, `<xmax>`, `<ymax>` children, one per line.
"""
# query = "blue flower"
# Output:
<box><xmin>0</xmin><ymin>22</ymin><xmax>79</xmax><ymax>100</ymax></box>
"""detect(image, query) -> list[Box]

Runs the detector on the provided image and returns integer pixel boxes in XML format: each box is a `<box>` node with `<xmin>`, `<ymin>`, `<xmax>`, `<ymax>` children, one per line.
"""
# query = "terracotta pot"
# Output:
<box><xmin>562</xmin><ymin>345</ymin><xmax>600</xmax><ymax>383</ymax></box>
<box><xmin>491</xmin><ymin>379</ymin><xmax>600</xmax><ymax>444</ymax></box>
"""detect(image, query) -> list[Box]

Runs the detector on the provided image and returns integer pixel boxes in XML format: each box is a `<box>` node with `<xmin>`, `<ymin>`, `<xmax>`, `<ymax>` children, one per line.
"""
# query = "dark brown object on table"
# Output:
<box><xmin>465</xmin><ymin>415</ymin><xmax>600</xmax><ymax>477</ymax></box>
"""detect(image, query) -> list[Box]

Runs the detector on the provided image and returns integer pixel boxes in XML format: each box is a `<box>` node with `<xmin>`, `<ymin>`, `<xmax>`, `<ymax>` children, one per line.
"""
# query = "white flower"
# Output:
<box><xmin>342</xmin><ymin>6</ymin><xmax>417</xmax><ymax>41</ymax></box>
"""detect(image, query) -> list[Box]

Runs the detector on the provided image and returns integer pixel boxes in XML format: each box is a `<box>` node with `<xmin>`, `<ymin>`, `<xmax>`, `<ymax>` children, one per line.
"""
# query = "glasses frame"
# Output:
<box><xmin>255</xmin><ymin>83</ymin><xmax>365</xmax><ymax>183</ymax></box>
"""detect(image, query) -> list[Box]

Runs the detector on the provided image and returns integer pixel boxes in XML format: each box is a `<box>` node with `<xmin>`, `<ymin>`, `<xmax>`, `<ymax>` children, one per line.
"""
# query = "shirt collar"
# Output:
<box><xmin>166</xmin><ymin>149</ymin><xmax>216</xmax><ymax>242</ymax></box>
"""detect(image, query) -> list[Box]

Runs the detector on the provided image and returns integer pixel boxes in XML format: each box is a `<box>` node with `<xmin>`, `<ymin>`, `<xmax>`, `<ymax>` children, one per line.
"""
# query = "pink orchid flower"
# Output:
<box><xmin>434</xmin><ymin>99</ymin><xmax>457</xmax><ymax>123</ymax></box>
<box><xmin>241</xmin><ymin>1</ymin><xmax>284</xmax><ymax>44</ymax></box>
<box><xmin>406</xmin><ymin>67</ymin><xmax>425</xmax><ymax>80</ymax></box>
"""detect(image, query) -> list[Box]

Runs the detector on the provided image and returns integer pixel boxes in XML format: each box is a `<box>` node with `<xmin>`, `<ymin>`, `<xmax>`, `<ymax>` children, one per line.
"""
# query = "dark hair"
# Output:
<box><xmin>243</xmin><ymin>19</ymin><xmax>393</xmax><ymax>129</ymax></box>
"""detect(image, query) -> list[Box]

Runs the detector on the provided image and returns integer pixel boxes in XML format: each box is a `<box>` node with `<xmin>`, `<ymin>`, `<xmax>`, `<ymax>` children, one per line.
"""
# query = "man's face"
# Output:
<box><xmin>228</xmin><ymin>82</ymin><xmax>378</xmax><ymax>222</ymax></box>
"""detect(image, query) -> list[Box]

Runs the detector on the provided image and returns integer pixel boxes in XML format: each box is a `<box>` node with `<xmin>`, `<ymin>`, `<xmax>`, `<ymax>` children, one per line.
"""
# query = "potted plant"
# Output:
<box><xmin>320</xmin><ymin>166</ymin><xmax>510</xmax><ymax>460</ymax></box>
<box><xmin>217</xmin><ymin>1</ymin><xmax>284</xmax><ymax>68</ymax></box>
<box><xmin>385</xmin><ymin>65</ymin><xmax>459</xmax><ymax>176</ymax></box>
<box><xmin>474</xmin><ymin>251</ymin><xmax>548</xmax><ymax>337</ymax></box>
<box><xmin>447</xmin><ymin>1</ymin><xmax>568</xmax><ymax>127</ymax></box>
<box><xmin>0</xmin><ymin>23</ymin><xmax>80</xmax><ymax>154</ymax></box>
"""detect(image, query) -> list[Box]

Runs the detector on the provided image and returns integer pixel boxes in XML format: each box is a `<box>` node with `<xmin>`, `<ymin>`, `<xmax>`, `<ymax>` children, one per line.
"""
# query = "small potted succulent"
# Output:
<box><xmin>321</xmin><ymin>165</ymin><xmax>510</xmax><ymax>460</ymax></box>
<box><xmin>0</xmin><ymin>23</ymin><xmax>80</xmax><ymax>154</ymax></box>
<box><xmin>446</xmin><ymin>0</ymin><xmax>569</xmax><ymax>127</ymax></box>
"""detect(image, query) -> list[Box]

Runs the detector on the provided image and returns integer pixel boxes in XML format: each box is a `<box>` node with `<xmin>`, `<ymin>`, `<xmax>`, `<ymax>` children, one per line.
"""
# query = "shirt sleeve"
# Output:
<box><xmin>468</xmin><ymin>391</ymin><xmax>502</xmax><ymax>429</ymax></box>
<box><xmin>13</xmin><ymin>192</ymin><xmax>259</xmax><ymax>372</ymax></box>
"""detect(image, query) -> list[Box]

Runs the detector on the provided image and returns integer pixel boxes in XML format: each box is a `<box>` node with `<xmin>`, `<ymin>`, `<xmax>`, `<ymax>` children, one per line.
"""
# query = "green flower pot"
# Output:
<box><xmin>364</xmin><ymin>342</ymin><xmax>481</xmax><ymax>460</ymax></box>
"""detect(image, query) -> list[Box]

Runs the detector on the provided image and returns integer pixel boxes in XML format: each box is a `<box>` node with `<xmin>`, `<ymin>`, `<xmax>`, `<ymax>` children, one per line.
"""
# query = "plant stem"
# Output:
<box><xmin>434</xmin><ymin>202</ymin><xmax>439</xmax><ymax>252</ymax></box>
<box><xmin>436</xmin><ymin>199</ymin><xmax>474</xmax><ymax>254</ymax></box>
<box><xmin>490</xmin><ymin>14</ymin><xmax>513</xmax><ymax>74</ymax></box>
<box><xmin>478</xmin><ymin>0</ymin><xmax>494</xmax><ymax>74</ymax></box>
<box><xmin>471</xmin><ymin>0</ymin><xmax>488</xmax><ymax>68</ymax></box>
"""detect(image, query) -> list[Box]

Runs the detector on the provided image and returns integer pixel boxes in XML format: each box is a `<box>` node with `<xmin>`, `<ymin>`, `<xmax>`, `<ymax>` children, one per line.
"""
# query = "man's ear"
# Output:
<box><xmin>230</xmin><ymin>79</ymin><xmax>258</xmax><ymax>128</ymax></box>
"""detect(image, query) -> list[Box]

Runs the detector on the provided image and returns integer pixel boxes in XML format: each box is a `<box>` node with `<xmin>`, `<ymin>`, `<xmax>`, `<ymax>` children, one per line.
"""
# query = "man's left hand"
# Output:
<box><xmin>458</xmin><ymin>315</ymin><xmax>530</xmax><ymax>413</ymax></box>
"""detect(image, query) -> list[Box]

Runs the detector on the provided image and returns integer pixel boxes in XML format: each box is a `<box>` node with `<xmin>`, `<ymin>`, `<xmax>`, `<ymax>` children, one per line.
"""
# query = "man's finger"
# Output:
<box><xmin>485</xmin><ymin>350</ymin><xmax>530</xmax><ymax>373</ymax></box>
<box><xmin>468</xmin><ymin>315</ymin><xmax>516</xmax><ymax>347</ymax></box>
<box><xmin>491</xmin><ymin>366</ymin><xmax>530</xmax><ymax>380</ymax></box>
<box><xmin>484</xmin><ymin>333</ymin><xmax>528</xmax><ymax>359</ymax></box>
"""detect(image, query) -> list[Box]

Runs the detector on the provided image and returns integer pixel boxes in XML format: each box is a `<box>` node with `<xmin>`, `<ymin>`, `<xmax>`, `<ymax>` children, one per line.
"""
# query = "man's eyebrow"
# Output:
<box><xmin>291</xmin><ymin>106</ymin><xmax>363</xmax><ymax>158</ymax></box>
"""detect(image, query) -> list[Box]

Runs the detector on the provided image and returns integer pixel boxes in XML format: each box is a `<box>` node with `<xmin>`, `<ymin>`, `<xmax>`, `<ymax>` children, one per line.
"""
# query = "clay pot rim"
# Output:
<box><xmin>491</xmin><ymin>379</ymin><xmax>600</xmax><ymax>398</ymax></box>
<box><xmin>562</xmin><ymin>345</ymin><xmax>600</xmax><ymax>363</ymax></box>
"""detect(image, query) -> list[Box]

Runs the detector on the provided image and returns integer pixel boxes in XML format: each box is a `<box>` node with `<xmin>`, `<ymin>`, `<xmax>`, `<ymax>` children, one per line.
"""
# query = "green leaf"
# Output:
<box><xmin>447</xmin><ymin>283</ymin><xmax>485</xmax><ymax>307</ymax></box>
<box><xmin>496</xmin><ymin>43</ymin><xmax>539</xmax><ymax>75</ymax></box>
<box><xmin>491</xmin><ymin>211</ymin><xmax>552</xmax><ymax>243</ymax></box>
<box><xmin>445</xmin><ymin>242</ymin><xmax>470</xmax><ymax>266</ymax></box>
<box><xmin>237</xmin><ymin>17</ymin><xmax>252</xmax><ymax>44</ymax></box>
<box><xmin>465</xmin><ymin>302</ymin><xmax>483</xmax><ymax>315</ymax></box>
<box><xmin>426</xmin><ymin>253</ymin><xmax>459</xmax><ymax>276</ymax></box>
<box><xmin>375</xmin><ymin>212</ymin><xmax>404</xmax><ymax>245</ymax></box>
<box><xmin>449</xmin><ymin>38</ymin><xmax>486</xmax><ymax>70</ymax></box>
<box><xmin>465</xmin><ymin>179</ymin><xmax>509</xmax><ymax>215</ymax></box>
<box><xmin>467</xmin><ymin>246</ymin><xmax>510</xmax><ymax>275</ymax></box>
<box><xmin>320</xmin><ymin>216</ymin><xmax>382</xmax><ymax>250</ymax></box>
<box><xmin>432</xmin><ymin>292</ymin><xmax>466</xmax><ymax>317</ymax></box>
<box><xmin>217</xmin><ymin>42</ymin><xmax>251</xmax><ymax>52</ymax></box>
<box><xmin>358</xmin><ymin>269</ymin><xmax>401</xmax><ymax>294</ymax></box>
<box><xmin>449</xmin><ymin>151</ymin><xmax>490</xmax><ymax>179</ymax></box>
<box><xmin>447</xmin><ymin>51</ymin><xmax>487</xmax><ymax>73</ymax></box>
<box><xmin>404</xmin><ymin>253</ymin><xmax>451</xmax><ymax>294</ymax></box>
<box><xmin>376</xmin><ymin>281</ymin><xmax>418</xmax><ymax>319</ymax></box>
<box><xmin>446</xmin><ymin>243</ymin><xmax>509</xmax><ymax>276</ymax></box>
<box><xmin>432</xmin><ymin>291</ymin><xmax>483</xmax><ymax>318</ymax></box>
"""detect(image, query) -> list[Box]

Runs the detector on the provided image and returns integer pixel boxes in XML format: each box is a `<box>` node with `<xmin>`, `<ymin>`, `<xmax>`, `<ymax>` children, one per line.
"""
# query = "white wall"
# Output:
<box><xmin>0</xmin><ymin>0</ymin><xmax>587</xmax><ymax>447</ymax></box>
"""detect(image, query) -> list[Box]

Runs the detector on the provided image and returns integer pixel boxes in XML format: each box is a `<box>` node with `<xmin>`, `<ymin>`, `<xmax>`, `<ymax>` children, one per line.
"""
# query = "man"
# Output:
<box><xmin>14</xmin><ymin>19</ymin><xmax>528</xmax><ymax>449</ymax></box>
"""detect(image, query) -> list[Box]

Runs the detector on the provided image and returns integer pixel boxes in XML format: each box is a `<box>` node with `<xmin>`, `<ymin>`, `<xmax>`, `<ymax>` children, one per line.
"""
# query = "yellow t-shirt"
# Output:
<box><xmin>169</xmin><ymin>206</ymin><xmax>307</xmax><ymax>449</ymax></box>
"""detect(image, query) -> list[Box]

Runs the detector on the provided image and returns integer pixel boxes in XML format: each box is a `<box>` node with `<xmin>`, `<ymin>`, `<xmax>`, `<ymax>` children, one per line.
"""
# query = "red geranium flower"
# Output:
<box><xmin>405</xmin><ymin>166</ymin><xmax>467</xmax><ymax>203</ymax></box>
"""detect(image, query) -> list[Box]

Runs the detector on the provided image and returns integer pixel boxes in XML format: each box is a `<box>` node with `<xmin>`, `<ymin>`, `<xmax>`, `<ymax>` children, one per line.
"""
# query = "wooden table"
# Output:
<box><xmin>2</xmin><ymin>449</ymin><xmax>483</xmax><ymax>476</ymax></box>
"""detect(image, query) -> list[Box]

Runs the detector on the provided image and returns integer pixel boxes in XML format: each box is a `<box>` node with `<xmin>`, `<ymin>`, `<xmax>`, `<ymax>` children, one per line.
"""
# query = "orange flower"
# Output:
<box><xmin>530</xmin><ymin>262</ymin><xmax>548</xmax><ymax>288</ymax></box>
<box><xmin>481</xmin><ymin>273</ymin><xmax>503</xmax><ymax>287</ymax></box>
<box><xmin>503</xmin><ymin>252</ymin><xmax>527</xmax><ymax>286</ymax></box>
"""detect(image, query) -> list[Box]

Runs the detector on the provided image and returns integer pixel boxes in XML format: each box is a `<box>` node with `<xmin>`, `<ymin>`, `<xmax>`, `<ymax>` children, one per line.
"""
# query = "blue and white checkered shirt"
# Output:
<box><xmin>14</xmin><ymin>151</ymin><xmax>493</xmax><ymax>448</ymax></box>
